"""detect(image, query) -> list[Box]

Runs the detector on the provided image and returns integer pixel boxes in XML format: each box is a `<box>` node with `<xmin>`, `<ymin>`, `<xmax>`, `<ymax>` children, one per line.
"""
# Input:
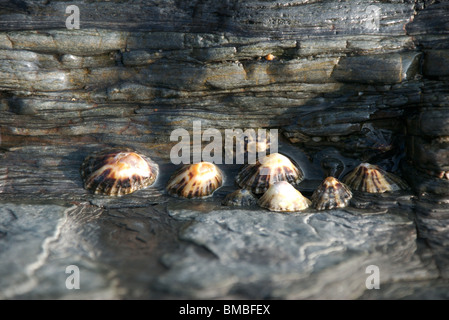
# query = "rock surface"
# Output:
<box><xmin>1</xmin><ymin>0</ymin><xmax>449</xmax><ymax>299</ymax></box>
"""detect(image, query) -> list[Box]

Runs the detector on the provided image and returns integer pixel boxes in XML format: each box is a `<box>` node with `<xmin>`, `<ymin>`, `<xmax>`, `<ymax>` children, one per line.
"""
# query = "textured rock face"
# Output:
<box><xmin>1</xmin><ymin>0</ymin><xmax>449</xmax><ymax>299</ymax></box>
<box><xmin>161</xmin><ymin>206</ymin><xmax>435</xmax><ymax>299</ymax></box>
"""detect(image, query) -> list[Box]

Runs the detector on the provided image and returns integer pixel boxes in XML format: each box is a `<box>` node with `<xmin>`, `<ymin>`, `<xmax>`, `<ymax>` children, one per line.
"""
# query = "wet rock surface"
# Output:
<box><xmin>1</xmin><ymin>0</ymin><xmax>449</xmax><ymax>299</ymax></box>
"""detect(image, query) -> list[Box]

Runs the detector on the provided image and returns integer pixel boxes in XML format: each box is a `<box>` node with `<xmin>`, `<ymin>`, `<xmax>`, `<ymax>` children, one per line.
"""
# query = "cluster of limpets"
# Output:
<box><xmin>80</xmin><ymin>148</ymin><xmax>409</xmax><ymax>213</ymax></box>
<box><xmin>224</xmin><ymin>156</ymin><xmax>408</xmax><ymax>212</ymax></box>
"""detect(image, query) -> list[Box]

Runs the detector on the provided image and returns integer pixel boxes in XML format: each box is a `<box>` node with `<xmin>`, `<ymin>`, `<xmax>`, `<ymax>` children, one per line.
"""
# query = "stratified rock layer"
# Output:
<box><xmin>1</xmin><ymin>0</ymin><xmax>449</xmax><ymax>299</ymax></box>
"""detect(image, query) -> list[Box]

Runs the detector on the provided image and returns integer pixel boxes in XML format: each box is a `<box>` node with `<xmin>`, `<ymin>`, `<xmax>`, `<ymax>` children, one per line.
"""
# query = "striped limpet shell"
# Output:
<box><xmin>244</xmin><ymin>132</ymin><xmax>271</xmax><ymax>155</ymax></box>
<box><xmin>81</xmin><ymin>148</ymin><xmax>159</xmax><ymax>196</ymax></box>
<box><xmin>311</xmin><ymin>176</ymin><xmax>352</xmax><ymax>210</ymax></box>
<box><xmin>258</xmin><ymin>181</ymin><xmax>311</xmax><ymax>212</ymax></box>
<box><xmin>223</xmin><ymin>128</ymin><xmax>272</xmax><ymax>162</ymax></box>
<box><xmin>222</xmin><ymin>188</ymin><xmax>257</xmax><ymax>207</ymax></box>
<box><xmin>166</xmin><ymin>161</ymin><xmax>223</xmax><ymax>199</ymax></box>
<box><xmin>341</xmin><ymin>163</ymin><xmax>408</xmax><ymax>193</ymax></box>
<box><xmin>235</xmin><ymin>152</ymin><xmax>304</xmax><ymax>194</ymax></box>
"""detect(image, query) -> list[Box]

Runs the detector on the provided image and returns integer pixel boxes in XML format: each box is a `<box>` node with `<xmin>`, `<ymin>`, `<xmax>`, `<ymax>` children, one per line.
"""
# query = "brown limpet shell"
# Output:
<box><xmin>81</xmin><ymin>148</ymin><xmax>159</xmax><ymax>196</ymax></box>
<box><xmin>222</xmin><ymin>188</ymin><xmax>257</xmax><ymax>207</ymax></box>
<box><xmin>166</xmin><ymin>161</ymin><xmax>223</xmax><ymax>199</ymax></box>
<box><xmin>258</xmin><ymin>181</ymin><xmax>311</xmax><ymax>212</ymax></box>
<box><xmin>265</xmin><ymin>53</ymin><xmax>275</xmax><ymax>61</ymax></box>
<box><xmin>244</xmin><ymin>131</ymin><xmax>271</xmax><ymax>155</ymax></box>
<box><xmin>235</xmin><ymin>153</ymin><xmax>304</xmax><ymax>194</ymax></box>
<box><xmin>311</xmin><ymin>176</ymin><xmax>352</xmax><ymax>210</ymax></box>
<box><xmin>341</xmin><ymin>163</ymin><xmax>408</xmax><ymax>193</ymax></box>
<box><xmin>223</xmin><ymin>128</ymin><xmax>272</xmax><ymax>162</ymax></box>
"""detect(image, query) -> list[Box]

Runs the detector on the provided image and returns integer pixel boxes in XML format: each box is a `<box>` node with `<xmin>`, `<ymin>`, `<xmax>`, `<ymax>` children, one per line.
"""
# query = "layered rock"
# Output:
<box><xmin>0</xmin><ymin>0</ymin><xmax>422</xmax><ymax>162</ymax></box>
<box><xmin>1</xmin><ymin>0</ymin><xmax>449</xmax><ymax>299</ymax></box>
<box><xmin>403</xmin><ymin>1</ymin><xmax>449</xmax><ymax>195</ymax></box>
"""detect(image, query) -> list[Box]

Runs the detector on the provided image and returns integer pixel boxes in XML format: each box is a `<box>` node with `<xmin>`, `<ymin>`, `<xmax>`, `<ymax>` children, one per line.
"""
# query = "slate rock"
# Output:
<box><xmin>0</xmin><ymin>0</ymin><xmax>449</xmax><ymax>300</ymax></box>
<box><xmin>157</xmin><ymin>207</ymin><xmax>437</xmax><ymax>299</ymax></box>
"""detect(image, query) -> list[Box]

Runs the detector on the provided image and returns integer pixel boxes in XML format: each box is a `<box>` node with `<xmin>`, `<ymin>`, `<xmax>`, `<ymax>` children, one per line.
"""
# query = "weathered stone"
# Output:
<box><xmin>0</xmin><ymin>203</ymin><xmax>186</xmax><ymax>299</ymax></box>
<box><xmin>0</xmin><ymin>30</ymin><xmax>128</xmax><ymax>55</ymax></box>
<box><xmin>415</xmin><ymin>198</ymin><xmax>449</xmax><ymax>279</ymax></box>
<box><xmin>155</xmin><ymin>207</ymin><xmax>436</xmax><ymax>299</ymax></box>
<box><xmin>359</xmin><ymin>279</ymin><xmax>449</xmax><ymax>299</ymax></box>
<box><xmin>406</xmin><ymin>136</ymin><xmax>449</xmax><ymax>172</ymax></box>
<box><xmin>0</xmin><ymin>66</ymin><xmax>88</xmax><ymax>91</ymax></box>
<box><xmin>406</xmin><ymin>2</ymin><xmax>449</xmax><ymax>41</ymax></box>
<box><xmin>127</xmin><ymin>32</ymin><xmax>185</xmax><ymax>50</ymax></box>
<box><xmin>0</xmin><ymin>0</ymin><xmax>448</xmax><ymax>300</ymax></box>
<box><xmin>423</xmin><ymin>50</ymin><xmax>449</xmax><ymax>78</ymax></box>
<box><xmin>332</xmin><ymin>52</ymin><xmax>421</xmax><ymax>84</ymax></box>
<box><xmin>407</xmin><ymin>108</ymin><xmax>449</xmax><ymax>137</ymax></box>
<box><xmin>60</xmin><ymin>53</ymin><xmax>117</xmax><ymax>69</ymax></box>
<box><xmin>402</xmin><ymin>161</ymin><xmax>449</xmax><ymax>196</ymax></box>
<box><xmin>0</xmin><ymin>0</ymin><xmax>415</xmax><ymax>36</ymax></box>
<box><xmin>0</xmin><ymin>49</ymin><xmax>60</xmax><ymax>69</ymax></box>
<box><xmin>0</xmin><ymin>204</ymin><xmax>67</xmax><ymax>299</ymax></box>
<box><xmin>191</xmin><ymin>47</ymin><xmax>237</xmax><ymax>62</ymax></box>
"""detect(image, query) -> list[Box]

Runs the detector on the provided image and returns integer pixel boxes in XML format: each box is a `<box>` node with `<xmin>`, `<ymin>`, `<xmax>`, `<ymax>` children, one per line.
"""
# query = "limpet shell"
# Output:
<box><xmin>265</xmin><ymin>53</ymin><xmax>275</xmax><ymax>61</ymax></box>
<box><xmin>222</xmin><ymin>188</ymin><xmax>257</xmax><ymax>207</ymax></box>
<box><xmin>311</xmin><ymin>176</ymin><xmax>352</xmax><ymax>210</ymax></box>
<box><xmin>258</xmin><ymin>181</ymin><xmax>311</xmax><ymax>212</ymax></box>
<box><xmin>341</xmin><ymin>163</ymin><xmax>408</xmax><ymax>193</ymax></box>
<box><xmin>81</xmin><ymin>148</ymin><xmax>159</xmax><ymax>196</ymax></box>
<box><xmin>236</xmin><ymin>152</ymin><xmax>304</xmax><ymax>194</ymax></box>
<box><xmin>224</xmin><ymin>129</ymin><xmax>272</xmax><ymax>162</ymax></box>
<box><xmin>166</xmin><ymin>161</ymin><xmax>223</xmax><ymax>198</ymax></box>
<box><xmin>244</xmin><ymin>132</ymin><xmax>271</xmax><ymax>155</ymax></box>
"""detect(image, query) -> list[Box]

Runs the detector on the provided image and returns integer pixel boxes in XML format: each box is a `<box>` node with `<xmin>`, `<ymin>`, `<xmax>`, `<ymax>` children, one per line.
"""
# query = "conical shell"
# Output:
<box><xmin>236</xmin><ymin>153</ymin><xmax>304</xmax><ymax>194</ymax></box>
<box><xmin>224</xmin><ymin>128</ymin><xmax>272</xmax><ymax>163</ymax></box>
<box><xmin>81</xmin><ymin>148</ymin><xmax>159</xmax><ymax>196</ymax></box>
<box><xmin>341</xmin><ymin>163</ymin><xmax>408</xmax><ymax>193</ymax></box>
<box><xmin>311</xmin><ymin>176</ymin><xmax>352</xmax><ymax>210</ymax></box>
<box><xmin>222</xmin><ymin>188</ymin><xmax>257</xmax><ymax>207</ymax></box>
<box><xmin>258</xmin><ymin>181</ymin><xmax>311</xmax><ymax>212</ymax></box>
<box><xmin>244</xmin><ymin>132</ymin><xmax>271</xmax><ymax>155</ymax></box>
<box><xmin>166</xmin><ymin>162</ymin><xmax>223</xmax><ymax>198</ymax></box>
